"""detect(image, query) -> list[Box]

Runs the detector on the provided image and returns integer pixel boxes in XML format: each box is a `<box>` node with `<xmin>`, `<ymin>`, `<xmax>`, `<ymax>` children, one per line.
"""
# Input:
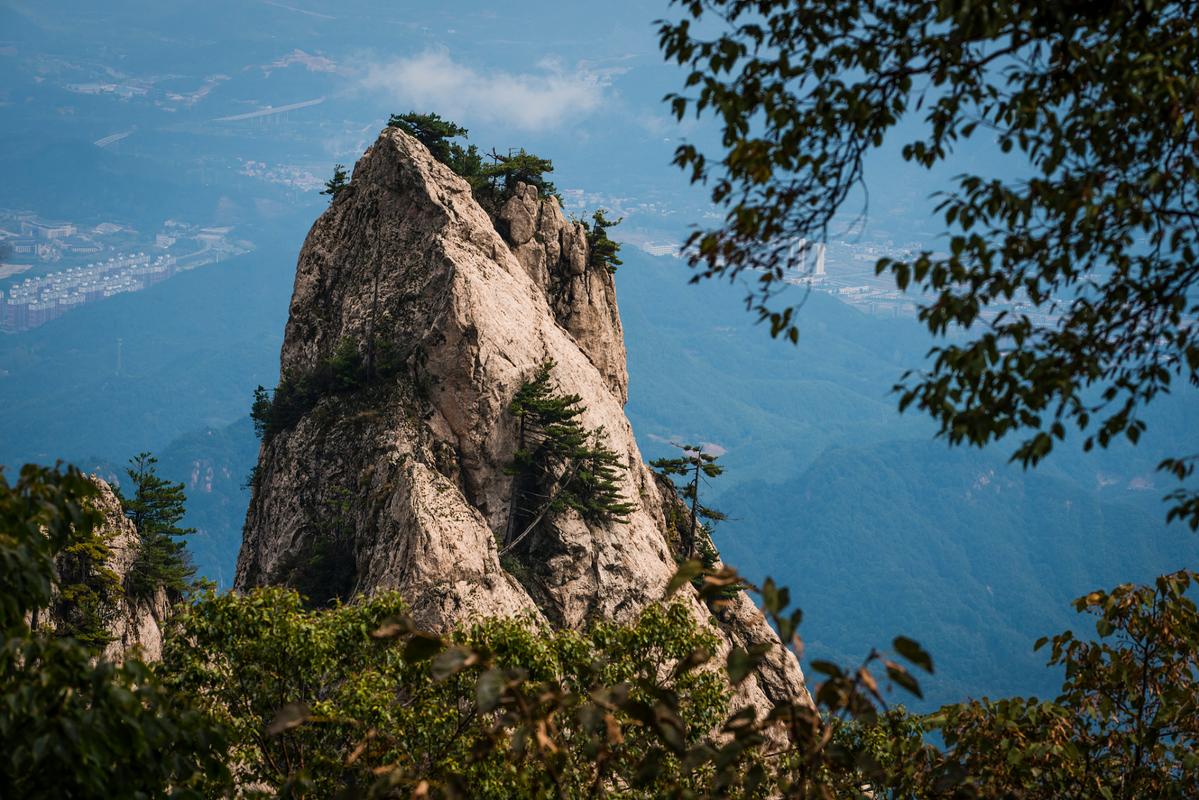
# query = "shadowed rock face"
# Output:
<box><xmin>235</xmin><ymin>127</ymin><xmax>810</xmax><ymax>714</ymax></box>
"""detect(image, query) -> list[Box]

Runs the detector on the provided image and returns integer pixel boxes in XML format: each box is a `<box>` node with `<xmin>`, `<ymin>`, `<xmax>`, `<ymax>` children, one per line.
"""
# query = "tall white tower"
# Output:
<box><xmin>814</xmin><ymin>243</ymin><xmax>826</xmax><ymax>277</ymax></box>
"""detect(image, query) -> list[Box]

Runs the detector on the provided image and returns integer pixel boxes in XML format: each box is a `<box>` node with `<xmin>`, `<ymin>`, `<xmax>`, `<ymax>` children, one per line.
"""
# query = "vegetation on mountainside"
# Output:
<box><xmin>0</xmin><ymin>465</ymin><xmax>228</xmax><ymax>798</ymax></box>
<box><xmin>320</xmin><ymin>163</ymin><xmax>349</xmax><ymax>201</ymax></box>
<box><xmin>121</xmin><ymin>451</ymin><xmax>195</xmax><ymax>601</ymax></box>
<box><xmin>152</xmin><ymin>558</ymin><xmax>1199</xmax><ymax>797</ymax></box>
<box><xmin>250</xmin><ymin>337</ymin><xmax>404</xmax><ymax>445</ymax></box>
<box><xmin>9</xmin><ymin>0</ymin><xmax>1199</xmax><ymax>790</ymax></box>
<box><xmin>387</xmin><ymin>111</ymin><xmax>557</xmax><ymax>205</ymax></box>
<box><xmin>658</xmin><ymin>0</ymin><xmax>1199</xmax><ymax>529</ymax></box>
<box><xmin>5</xmin><ymin>462</ymin><xmax>1199</xmax><ymax>797</ymax></box>
<box><xmin>161</xmin><ymin>586</ymin><xmax>728</xmax><ymax>798</ymax></box>
<box><xmin>49</xmin><ymin>505</ymin><xmax>121</xmax><ymax>650</ymax></box>
<box><xmin>586</xmin><ymin>209</ymin><xmax>624</xmax><ymax>273</ymax></box>
<box><xmin>502</xmin><ymin>360</ymin><xmax>633</xmax><ymax>555</ymax></box>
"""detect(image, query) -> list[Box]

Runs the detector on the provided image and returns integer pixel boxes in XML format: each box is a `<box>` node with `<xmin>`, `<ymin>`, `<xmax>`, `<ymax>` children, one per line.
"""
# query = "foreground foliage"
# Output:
<box><xmin>658</xmin><ymin>0</ymin><xmax>1199</xmax><ymax>527</ymax></box>
<box><xmin>162</xmin><ymin>587</ymin><xmax>729</xmax><ymax>798</ymax></box>
<box><xmin>0</xmin><ymin>465</ymin><xmax>228</xmax><ymax>798</ymax></box>
<box><xmin>4</xmin><ymin>464</ymin><xmax>1198</xmax><ymax>797</ymax></box>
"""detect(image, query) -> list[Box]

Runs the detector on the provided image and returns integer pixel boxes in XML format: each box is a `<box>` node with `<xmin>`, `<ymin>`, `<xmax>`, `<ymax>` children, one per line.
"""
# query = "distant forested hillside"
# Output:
<box><xmin>619</xmin><ymin>250</ymin><xmax>1199</xmax><ymax>708</ymax></box>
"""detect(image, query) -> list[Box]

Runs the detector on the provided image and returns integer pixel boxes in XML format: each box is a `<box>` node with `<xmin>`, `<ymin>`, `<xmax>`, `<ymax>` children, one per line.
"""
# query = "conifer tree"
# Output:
<box><xmin>586</xmin><ymin>209</ymin><xmax>624</xmax><ymax>273</ymax></box>
<box><xmin>388</xmin><ymin>111</ymin><xmax>485</xmax><ymax>187</ymax></box>
<box><xmin>388</xmin><ymin>112</ymin><xmax>469</xmax><ymax>164</ymax></box>
<box><xmin>482</xmin><ymin>148</ymin><xmax>557</xmax><ymax>200</ymax></box>
<box><xmin>652</xmin><ymin>444</ymin><xmax>727</xmax><ymax>560</ymax></box>
<box><xmin>121</xmin><ymin>453</ymin><xmax>195</xmax><ymax>600</ymax></box>
<box><xmin>52</xmin><ymin>515</ymin><xmax>120</xmax><ymax>650</ymax></box>
<box><xmin>502</xmin><ymin>361</ymin><xmax>633</xmax><ymax>554</ymax></box>
<box><xmin>321</xmin><ymin>163</ymin><xmax>349</xmax><ymax>201</ymax></box>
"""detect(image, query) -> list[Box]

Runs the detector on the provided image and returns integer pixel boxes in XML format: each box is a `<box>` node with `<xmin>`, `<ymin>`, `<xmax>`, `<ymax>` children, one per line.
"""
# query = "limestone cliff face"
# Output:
<box><xmin>91</xmin><ymin>479</ymin><xmax>171</xmax><ymax>661</ymax></box>
<box><xmin>41</xmin><ymin>479</ymin><xmax>169</xmax><ymax>661</ymax></box>
<box><xmin>235</xmin><ymin>127</ymin><xmax>810</xmax><ymax>714</ymax></box>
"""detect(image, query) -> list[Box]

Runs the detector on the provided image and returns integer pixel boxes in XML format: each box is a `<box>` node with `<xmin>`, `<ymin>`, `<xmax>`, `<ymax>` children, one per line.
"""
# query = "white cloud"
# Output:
<box><xmin>360</xmin><ymin>49</ymin><xmax>617</xmax><ymax>130</ymax></box>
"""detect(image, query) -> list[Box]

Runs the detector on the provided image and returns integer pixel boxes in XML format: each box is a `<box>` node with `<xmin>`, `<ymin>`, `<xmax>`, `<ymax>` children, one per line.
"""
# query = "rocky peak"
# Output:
<box><xmin>235</xmin><ymin>127</ymin><xmax>810</xmax><ymax>716</ymax></box>
<box><xmin>497</xmin><ymin>183</ymin><xmax>628</xmax><ymax>404</ymax></box>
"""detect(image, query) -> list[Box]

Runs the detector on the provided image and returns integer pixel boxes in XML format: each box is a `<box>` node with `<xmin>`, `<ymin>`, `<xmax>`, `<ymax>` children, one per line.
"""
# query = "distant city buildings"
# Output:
<box><xmin>1</xmin><ymin>253</ymin><xmax>174</xmax><ymax>331</ymax></box>
<box><xmin>0</xmin><ymin>210</ymin><xmax>253</xmax><ymax>333</ymax></box>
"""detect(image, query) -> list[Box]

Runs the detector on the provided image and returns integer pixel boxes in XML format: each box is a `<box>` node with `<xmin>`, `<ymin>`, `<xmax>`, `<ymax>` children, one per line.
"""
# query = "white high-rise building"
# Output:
<box><xmin>815</xmin><ymin>243</ymin><xmax>826</xmax><ymax>276</ymax></box>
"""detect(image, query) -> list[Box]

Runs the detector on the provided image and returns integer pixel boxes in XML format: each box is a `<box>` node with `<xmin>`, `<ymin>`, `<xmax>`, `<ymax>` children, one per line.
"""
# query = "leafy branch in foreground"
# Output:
<box><xmin>0</xmin><ymin>464</ymin><xmax>229</xmax><ymax>798</ymax></box>
<box><xmin>12</xmin><ymin>467</ymin><xmax>1194</xmax><ymax>796</ymax></box>
<box><xmin>161</xmin><ymin>586</ymin><xmax>726</xmax><ymax>798</ymax></box>
<box><xmin>658</xmin><ymin>0</ymin><xmax>1199</xmax><ymax>527</ymax></box>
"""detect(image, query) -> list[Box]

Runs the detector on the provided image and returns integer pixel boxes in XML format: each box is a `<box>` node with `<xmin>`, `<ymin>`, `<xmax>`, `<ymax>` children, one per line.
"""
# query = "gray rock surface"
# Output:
<box><xmin>236</xmin><ymin>127</ymin><xmax>810</xmax><ymax>715</ymax></box>
<box><xmin>93</xmin><ymin>477</ymin><xmax>170</xmax><ymax>661</ymax></box>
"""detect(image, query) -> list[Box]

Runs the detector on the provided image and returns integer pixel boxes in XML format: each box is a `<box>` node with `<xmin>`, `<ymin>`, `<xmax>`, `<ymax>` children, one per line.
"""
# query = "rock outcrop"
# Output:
<box><xmin>39</xmin><ymin>478</ymin><xmax>170</xmax><ymax>661</ymax></box>
<box><xmin>235</xmin><ymin>127</ymin><xmax>810</xmax><ymax>715</ymax></box>
<box><xmin>91</xmin><ymin>479</ymin><xmax>171</xmax><ymax>661</ymax></box>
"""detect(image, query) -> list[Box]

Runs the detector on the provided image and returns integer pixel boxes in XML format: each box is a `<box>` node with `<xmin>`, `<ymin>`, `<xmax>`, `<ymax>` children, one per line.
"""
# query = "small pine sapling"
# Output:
<box><xmin>321</xmin><ymin>164</ymin><xmax>349</xmax><ymax>201</ymax></box>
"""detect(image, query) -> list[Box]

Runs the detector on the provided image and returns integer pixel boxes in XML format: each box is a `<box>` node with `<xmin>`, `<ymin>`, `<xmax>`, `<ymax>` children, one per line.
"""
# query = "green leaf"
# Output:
<box><xmin>370</xmin><ymin>615</ymin><xmax>413</xmax><ymax>639</ymax></box>
<box><xmin>667</xmin><ymin>560</ymin><xmax>704</xmax><ymax>597</ymax></box>
<box><xmin>476</xmin><ymin>668</ymin><xmax>506</xmax><ymax>712</ymax></box>
<box><xmin>884</xmin><ymin>661</ymin><xmax>923</xmax><ymax>699</ymax></box>
<box><xmin>726</xmin><ymin>647</ymin><xmax>757</xmax><ymax>685</ymax></box>
<box><xmin>266</xmin><ymin>702</ymin><xmax>311</xmax><ymax>736</ymax></box>
<box><xmin>431</xmin><ymin>646</ymin><xmax>477</xmax><ymax>681</ymax></box>
<box><xmin>403</xmin><ymin>633</ymin><xmax>444</xmax><ymax>662</ymax></box>
<box><xmin>893</xmin><ymin>636</ymin><xmax>935</xmax><ymax>673</ymax></box>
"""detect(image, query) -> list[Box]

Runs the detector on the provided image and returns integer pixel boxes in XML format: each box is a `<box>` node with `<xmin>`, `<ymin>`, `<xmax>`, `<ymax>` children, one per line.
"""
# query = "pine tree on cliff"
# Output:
<box><xmin>483</xmin><ymin>148</ymin><xmax>557</xmax><ymax>200</ymax></box>
<box><xmin>652</xmin><ymin>444</ymin><xmax>727</xmax><ymax>560</ymax></box>
<box><xmin>52</xmin><ymin>517</ymin><xmax>121</xmax><ymax>650</ymax></box>
<box><xmin>503</xmin><ymin>361</ymin><xmax>633</xmax><ymax>554</ymax></box>
<box><xmin>587</xmin><ymin>209</ymin><xmax>624</xmax><ymax>273</ymax></box>
<box><xmin>321</xmin><ymin>164</ymin><xmax>349</xmax><ymax>201</ymax></box>
<box><xmin>388</xmin><ymin>111</ymin><xmax>484</xmax><ymax>185</ymax></box>
<box><xmin>121</xmin><ymin>453</ymin><xmax>195</xmax><ymax>600</ymax></box>
<box><xmin>388</xmin><ymin>112</ymin><xmax>468</xmax><ymax>163</ymax></box>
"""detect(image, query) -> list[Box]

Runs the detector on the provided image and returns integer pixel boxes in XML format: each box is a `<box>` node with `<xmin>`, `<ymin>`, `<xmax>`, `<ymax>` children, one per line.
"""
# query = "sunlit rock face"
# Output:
<box><xmin>235</xmin><ymin>127</ymin><xmax>811</xmax><ymax>716</ymax></box>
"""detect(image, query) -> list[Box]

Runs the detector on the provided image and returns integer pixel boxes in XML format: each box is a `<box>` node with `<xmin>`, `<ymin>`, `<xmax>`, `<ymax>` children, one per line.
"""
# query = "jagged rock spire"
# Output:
<box><xmin>236</xmin><ymin>126</ymin><xmax>810</xmax><ymax>716</ymax></box>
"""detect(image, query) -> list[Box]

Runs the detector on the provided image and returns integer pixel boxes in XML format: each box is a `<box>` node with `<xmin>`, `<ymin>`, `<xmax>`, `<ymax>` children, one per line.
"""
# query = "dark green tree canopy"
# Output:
<box><xmin>586</xmin><ymin>209</ymin><xmax>624</xmax><ymax>273</ymax></box>
<box><xmin>388</xmin><ymin>112</ymin><xmax>469</xmax><ymax>163</ymax></box>
<box><xmin>503</xmin><ymin>361</ymin><xmax>633</xmax><ymax>554</ymax></box>
<box><xmin>658</xmin><ymin>0</ymin><xmax>1199</xmax><ymax>527</ymax></box>
<box><xmin>320</xmin><ymin>163</ymin><xmax>348</xmax><ymax>201</ymax></box>
<box><xmin>0</xmin><ymin>465</ymin><xmax>229</xmax><ymax>797</ymax></box>
<box><xmin>482</xmin><ymin>148</ymin><xmax>557</xmax><ymax>200</ymax></box>
<box><xmin>120</xmin><ymin>452</ymin><xmax>195</xmax><ymax>600</ymax></box>
<box><xmin>388</xmin><ymin>111</ymin><xmax>484</xmax><ymax>184</ymax></box>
